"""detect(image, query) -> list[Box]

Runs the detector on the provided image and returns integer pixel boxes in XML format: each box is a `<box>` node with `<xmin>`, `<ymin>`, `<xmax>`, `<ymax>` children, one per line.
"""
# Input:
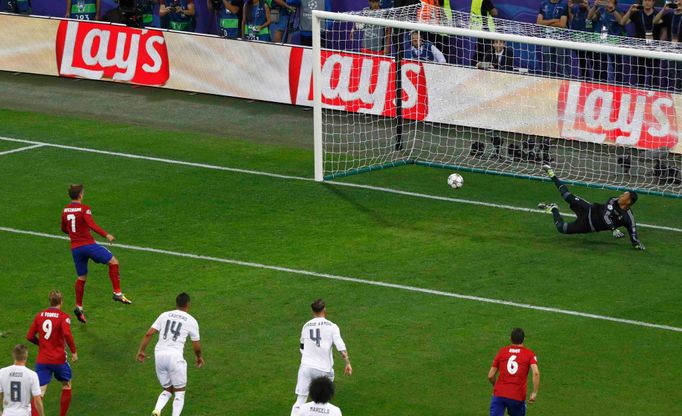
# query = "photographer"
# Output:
<box><xmin>654</xmin><ymin>0</ymin><xmax>682</xmax><ymax>91</ymax></box>
<box><xmin>102</xmin><ymin>0</ymin><xmax>155</xmax><ymax>27</ymax></box>
<box><xmin>621</xmin><ymin>0</ymin><xmax>667</xmax><ymax>88</ymax></box>
<box><xmin>208</xmin><ymin>0</ymin><xmax>240</xmax><ymax>39</ymax></box>
<box><xmin>568</xmin><ymin>0</ymin><xmax>594</xmax><ymax>80</ymax></box>
<box><xmin>160</xmin><ymin>0</ymin><xmax>195</xmax><ymax>32</ymax></box>
<box><xmin>269</xmin><ymin>0</ymin><xmax>296</xmax><ymax>43</ymax></box>
<box><xmin>1</xmin><ymin>0</ymin><xmax>31</xmax><ymax>14</ymax></box>
<box><xmin>242</xmin><ymin>0</ymin><xmax>271</xmax><ymax>41</ymax></box>
<box><xmin>588</xmin><ymin>0</ymin><xmax>624</xmax><ymax>83</ymax></box>
<box><xmin>139</xmin><ymin>0</ymin><xmax>159</xmax><ymax>27</ymax></box>
<box><xmin>66</xmin><ymin>0</ymin><xmax>101</xmax><ymax>20</ymax></box>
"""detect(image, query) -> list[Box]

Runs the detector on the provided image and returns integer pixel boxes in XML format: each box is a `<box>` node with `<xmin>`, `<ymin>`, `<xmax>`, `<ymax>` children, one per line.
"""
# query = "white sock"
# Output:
<box><xmin>154</xmin><ymin>390</ymin><xmax>172</xmax><ymax>412</ymax></box>
<box><xmin>172</xmin><ymin>391</ymin><xmax>185</xmax><ymax>416</ymax></box>
<box><xmin>290</xmin><ymin>394</ymin><xmax>308</xmax><ymax>416</ymax></box>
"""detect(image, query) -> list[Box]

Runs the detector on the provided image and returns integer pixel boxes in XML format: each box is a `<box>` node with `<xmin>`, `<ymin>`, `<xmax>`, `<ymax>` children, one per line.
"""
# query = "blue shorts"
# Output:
<box><xmin>269</xmin><ymin>13</ymin><xmax>290</xmax><ymax>36</ymax></box>
<box><xmin>490</xmin><ymin>396</ymin><xmax>526</xmax><ymax>416</ymax></box>
<box><xmin>35</xmin><ymin>363</ymin><xmax>72</xmax><ymax>386</ymax></box>
<box><xmin>71</xmin><ymin>244</ymin><xmax>113</xmax><ymax>276</ymax></box>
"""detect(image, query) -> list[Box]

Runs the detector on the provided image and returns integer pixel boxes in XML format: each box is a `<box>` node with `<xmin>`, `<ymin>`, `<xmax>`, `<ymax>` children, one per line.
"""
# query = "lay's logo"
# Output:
<box><xmin>558</xmin><ymin>81</ymin><xmax>678</xmax><ymax>150</ymax></box>
<box><xmin>289</xmin><ymin>47</ymin><xmax>428</xmax><ymax>120</ymax></box>
<box><xmin>56</xmin><ymin>20</ymin><xmax>169</xmax><ymax>86</ymax></box>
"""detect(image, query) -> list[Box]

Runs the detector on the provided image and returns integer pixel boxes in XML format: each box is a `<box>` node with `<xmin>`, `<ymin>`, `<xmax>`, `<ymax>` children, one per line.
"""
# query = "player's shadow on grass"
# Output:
<box><xmin>322</xmin><ymin>183</ymin><xmax>472</xmax><ymax>239</ymax></box>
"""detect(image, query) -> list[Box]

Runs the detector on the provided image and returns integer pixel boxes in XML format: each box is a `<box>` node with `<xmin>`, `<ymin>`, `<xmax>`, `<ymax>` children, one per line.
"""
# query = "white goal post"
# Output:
<box><xmin>312</xmin><ymin>5</ymin><xmax>682</xmax><ymax>197</ymax></box>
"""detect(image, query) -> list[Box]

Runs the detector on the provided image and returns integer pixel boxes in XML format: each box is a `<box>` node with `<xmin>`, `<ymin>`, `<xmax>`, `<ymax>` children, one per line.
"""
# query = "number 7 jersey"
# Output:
<box><xmin>151</xmin><ymin>310</ymin><xmax>200</xmax><ymax>355</ymax></box>
<box><xmin>61</xmin><ymin>202</ymin><xmax>109</xmax><ymax>249</ymax></box>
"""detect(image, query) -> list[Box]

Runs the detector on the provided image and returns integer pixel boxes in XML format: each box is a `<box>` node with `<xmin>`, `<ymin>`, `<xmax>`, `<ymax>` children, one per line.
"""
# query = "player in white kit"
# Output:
<box><xmin>291</xmin><ymin>299</ymin><xmax>352</xmax><ymax>416</ymax></box>
<box><xmin>299</xmin><ymin>376</ymin><xmax>342</xmax><ymax>416</ymax></box>
<box><xmin>0</xmin><ymin>344</ymin><xmax>44</xmax><ymax>416</ymax></box>
<box><xmin>136</xmin><ymin>293</ymin><xmax>203</xmax><ymax>416</ymax></box>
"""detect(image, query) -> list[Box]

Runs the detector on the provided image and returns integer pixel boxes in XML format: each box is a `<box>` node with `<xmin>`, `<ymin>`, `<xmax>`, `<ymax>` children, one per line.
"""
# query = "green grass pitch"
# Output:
<box><xmin>0</xmin><ymin>105</ymin><xmax>681</xmax><ymax>416</ymax></box>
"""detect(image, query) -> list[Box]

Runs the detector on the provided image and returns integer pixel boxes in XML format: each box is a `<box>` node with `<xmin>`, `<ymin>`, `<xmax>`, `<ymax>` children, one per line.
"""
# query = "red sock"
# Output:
<box><xmin>108</xmin><ymin>264</ymin><xmax>121</xmax><ymax>293</ymax></box>
<box><xmin>75</xmin><ymin>279</ymin><xmax>86</xmax><ymax>307</ymax></box>
<box><xmin>60</xmin><ymin>388</ymin><xmax>72</xmax><ymax>416</ymax></box>
<box><xmin>31</xmin><ymin>398</ymin><xmax>39</xmax><ymax>416</ymax></box>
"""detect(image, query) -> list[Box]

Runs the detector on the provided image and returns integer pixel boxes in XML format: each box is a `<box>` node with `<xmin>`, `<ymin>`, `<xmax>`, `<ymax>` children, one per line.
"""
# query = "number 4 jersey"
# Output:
<box><xmin>26</xmin><ymin>308</ymin><xmax>77</xmax><ymax>365</ymax></box>
<box><xmin>151</xmin><ymin>310</ymin><xmax>200</xmax><ymax>355</ymax></box>
<box><xmin>299</xmin><ymin>317</ymin><xmax>346</xmax><ymax>373</ymax></box>
<box><xmin>492</xmin><ymin>345</ymin><xmax>538</xmax><ymax>402</ymax></box>
<box><xmin>0</xmin><ymin>365</ymin><xmax>41</xmax><ymax>416</ymax></box>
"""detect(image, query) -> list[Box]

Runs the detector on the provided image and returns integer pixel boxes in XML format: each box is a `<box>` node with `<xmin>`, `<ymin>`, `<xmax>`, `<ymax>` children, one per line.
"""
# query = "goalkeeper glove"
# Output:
<box><xmin>612</xmin><ymin>229</ymin><xmax>625</xmax><ymax>238</ymax></box>
<box><xmin>633</xmin><ymin>242</ymin><xmax>646</xmax><ymax>251</ymax></box>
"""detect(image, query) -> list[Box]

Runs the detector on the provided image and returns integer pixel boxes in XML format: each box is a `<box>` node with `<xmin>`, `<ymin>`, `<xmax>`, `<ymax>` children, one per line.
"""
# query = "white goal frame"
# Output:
<box><xmin>312</xmin><ymin>7</ymin><xmax>682</xmax><ymax>196</ymax></box>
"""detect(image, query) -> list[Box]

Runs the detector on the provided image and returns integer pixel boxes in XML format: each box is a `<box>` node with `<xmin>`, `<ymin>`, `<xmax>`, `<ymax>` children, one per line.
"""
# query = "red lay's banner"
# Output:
<box><xmin>55</xmin><ymin>20</ymin><xmax>169</xmax><ymax>86</ymax></box>
<box><xmin>558</xmin><ymin>81</ymin><xmax>679</xmax><ymax>151</ymax></box>
<box><xmin>290</xmin><ymin>48</ymin><xmax>429</xmax><ymax>121</ymax></box>
<box><xmin>3</xmin><ymin>14</ymin><xmax>680</xmax><ymax>154</ymax></box>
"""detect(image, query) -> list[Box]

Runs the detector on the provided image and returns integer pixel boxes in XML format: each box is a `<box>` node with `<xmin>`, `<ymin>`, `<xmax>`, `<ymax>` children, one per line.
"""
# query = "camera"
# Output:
<box><xmin>211</xmin><ymin>0</ymin><xmax>222</xmax><ymax>10</ymax></box>
<box><xmin>167</xmin><ymin>0</ymin><xmax>181</xmax><ymax>13</ymax></box>
<box><xmin>103</xmin><ymin>0</ymin><xmax>144</xmax><ymax>27</ymax></box>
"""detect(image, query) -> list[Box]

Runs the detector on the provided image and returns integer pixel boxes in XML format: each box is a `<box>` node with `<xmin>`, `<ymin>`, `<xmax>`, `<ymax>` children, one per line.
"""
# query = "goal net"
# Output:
<box><xmin>312</xmin><ymin>4</ymin><xmax>682</xmax><ymax>197</ymax></box>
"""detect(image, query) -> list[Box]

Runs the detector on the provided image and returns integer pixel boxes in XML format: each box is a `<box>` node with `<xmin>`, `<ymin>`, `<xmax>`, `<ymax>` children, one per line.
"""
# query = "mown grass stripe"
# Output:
<box><xmin>1</xmin><ymin>226</ymin><xmax>680</xmax><ymax>333</ymax></box>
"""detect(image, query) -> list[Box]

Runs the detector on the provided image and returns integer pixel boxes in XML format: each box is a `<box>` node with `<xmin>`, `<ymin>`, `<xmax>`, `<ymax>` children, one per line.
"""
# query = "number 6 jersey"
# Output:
<box><xmin>151</xmin><ymin>310</ymin><xmax>200</xmax><ymax>355</ymax></box>
<box><xmin>492</xmin><ymin>345</ymin><xmax>538</xmax><ymax>402</ymax></box>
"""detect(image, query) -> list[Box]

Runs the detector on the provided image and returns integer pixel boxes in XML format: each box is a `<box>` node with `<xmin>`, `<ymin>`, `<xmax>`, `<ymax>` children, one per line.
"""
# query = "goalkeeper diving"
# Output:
<box><xmin>537</xmin><ymin>165</ymin><xmax>645</xmax><ymax>250</ymax></box>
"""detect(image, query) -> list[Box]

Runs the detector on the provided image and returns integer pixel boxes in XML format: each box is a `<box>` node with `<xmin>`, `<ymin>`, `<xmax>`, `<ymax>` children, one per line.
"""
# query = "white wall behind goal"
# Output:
<box><xmin>1</xmin><ymin>13</ymin><xmax>680</xmax><ymax>155</ymax></box>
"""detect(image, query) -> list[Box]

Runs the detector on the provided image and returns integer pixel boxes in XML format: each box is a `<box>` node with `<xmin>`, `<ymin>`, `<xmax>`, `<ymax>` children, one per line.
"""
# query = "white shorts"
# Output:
<box><xmin>2</xmin><ymin>408</ymin><xmax>31</xmax><ymax>416</ymax></box>
<box><xmin>295</xmin><ymin>366</ymin><xmax>334</xmax><ymax>396</ymax></box>
<box><xmin>155</xmin><ymin>352</ymin><xmax>187</xmax><ymax>389</ymax></box>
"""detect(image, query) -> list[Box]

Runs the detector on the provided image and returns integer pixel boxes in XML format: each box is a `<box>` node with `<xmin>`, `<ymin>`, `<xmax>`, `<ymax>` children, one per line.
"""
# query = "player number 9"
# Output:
<box><xmin>507</xmin><ymin>355</ymin><xmax>518</xmax><ymax>375</ymax></box>
<box><xmin>43</xmin><ymin>319</ymin><xmax>53</xmax><ymax>340</ymax></box>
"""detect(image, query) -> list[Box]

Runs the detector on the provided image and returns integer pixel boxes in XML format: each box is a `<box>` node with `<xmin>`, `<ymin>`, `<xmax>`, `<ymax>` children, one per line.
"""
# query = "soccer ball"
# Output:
<box><xmin>447</xmin><ymin>173</ymin><xmax>464</xmax><ymax>189</ymax></box>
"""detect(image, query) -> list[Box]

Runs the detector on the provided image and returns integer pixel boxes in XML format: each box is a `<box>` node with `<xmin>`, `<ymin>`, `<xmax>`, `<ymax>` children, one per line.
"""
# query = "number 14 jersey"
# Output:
<box><xmin>152</xmin><ymin>310</ymin><xmax>200</xmax><ymax>355</ymax></box>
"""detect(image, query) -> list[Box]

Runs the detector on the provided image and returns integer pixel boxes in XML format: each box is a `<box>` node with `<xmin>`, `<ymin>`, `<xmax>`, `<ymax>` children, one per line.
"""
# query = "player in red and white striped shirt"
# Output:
<box><xmin>61</xmin><ymin>184</ymin><xmax>132</xmax><ymax>324</ymax></box>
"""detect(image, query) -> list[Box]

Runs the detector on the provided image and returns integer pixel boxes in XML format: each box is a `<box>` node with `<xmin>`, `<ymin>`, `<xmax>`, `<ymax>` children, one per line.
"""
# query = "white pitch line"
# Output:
<box><xmin>0</xmin><ymin>135</ymin><xmax>681</xmax><ymax>234</ymax></box>
<box><xmin>1</xmin><ymin>226</ymin><xmax>681</xmax><ymax>333</ymax></box>
<box><xmin>0</xmin><ymin>144</ymin><xmax>44</xmax><ymax>156</ymax></box>
<box><xmin>0</xmin><ymin>136</ymin><xmax>310</xmax><ymax>182</ymax></box>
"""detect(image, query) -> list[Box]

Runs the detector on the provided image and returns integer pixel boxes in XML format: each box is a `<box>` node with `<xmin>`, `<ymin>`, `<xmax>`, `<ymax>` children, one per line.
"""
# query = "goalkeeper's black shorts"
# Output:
<box><xmin>563</xmin><ymin>194</ymin><xmax>595</xmax><ymax>234</ymax></box>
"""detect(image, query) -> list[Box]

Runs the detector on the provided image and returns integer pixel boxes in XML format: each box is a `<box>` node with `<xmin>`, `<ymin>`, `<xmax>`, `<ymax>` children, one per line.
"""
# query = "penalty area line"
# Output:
<box><xmin>1</xmin><ymin>226</ymin><xmax>681</xmax><ymax>333</ymax></box>
<box><xmin>0</xmin><ymin>136</ymin><xmax>681</xmax><ymax>234</ymax></box>
<box><xmin>0</xmin><ymin>144</ymin><xmax>44</xmax><ymax>156</ymax></box>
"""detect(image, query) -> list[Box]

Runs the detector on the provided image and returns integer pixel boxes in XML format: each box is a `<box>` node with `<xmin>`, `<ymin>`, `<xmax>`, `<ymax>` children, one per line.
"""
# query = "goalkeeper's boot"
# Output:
<box><xmin>74</xmin><ymin>307</ymin><xmax>87</xmax><ymax>324</ymax></box>
<box><xmin>542</xmin><ymin>164</ymin><xmax>556</xmax><ymax>179</ymax></box>
<box><xmin>112</xmin><ymin>293</ymin><xmax>133</xmax><ymax>304</ymax></box>
<box><xmin>537</xmin><ymin>202</ymin><xmax>558</xmax><ymax>213</ymax></box>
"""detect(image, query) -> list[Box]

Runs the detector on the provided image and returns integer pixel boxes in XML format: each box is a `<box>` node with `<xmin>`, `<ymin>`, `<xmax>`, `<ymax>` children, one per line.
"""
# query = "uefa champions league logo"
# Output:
<box><xmin>308</xmin><ymin>0</ymin><xmax>318</xmax><ymax>10</ymax></box>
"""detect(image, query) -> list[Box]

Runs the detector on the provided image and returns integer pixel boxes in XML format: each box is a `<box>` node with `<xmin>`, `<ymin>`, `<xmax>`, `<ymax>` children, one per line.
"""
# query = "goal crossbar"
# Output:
<box><xmin>313</xmin><ymin>9</ymin><xmax>682</xmax><ymax>62</ymax></box>
<box><xmin>311</xmin><ymin>6</ymin><xmax>682</xmax><ymax>198</ymax></box>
